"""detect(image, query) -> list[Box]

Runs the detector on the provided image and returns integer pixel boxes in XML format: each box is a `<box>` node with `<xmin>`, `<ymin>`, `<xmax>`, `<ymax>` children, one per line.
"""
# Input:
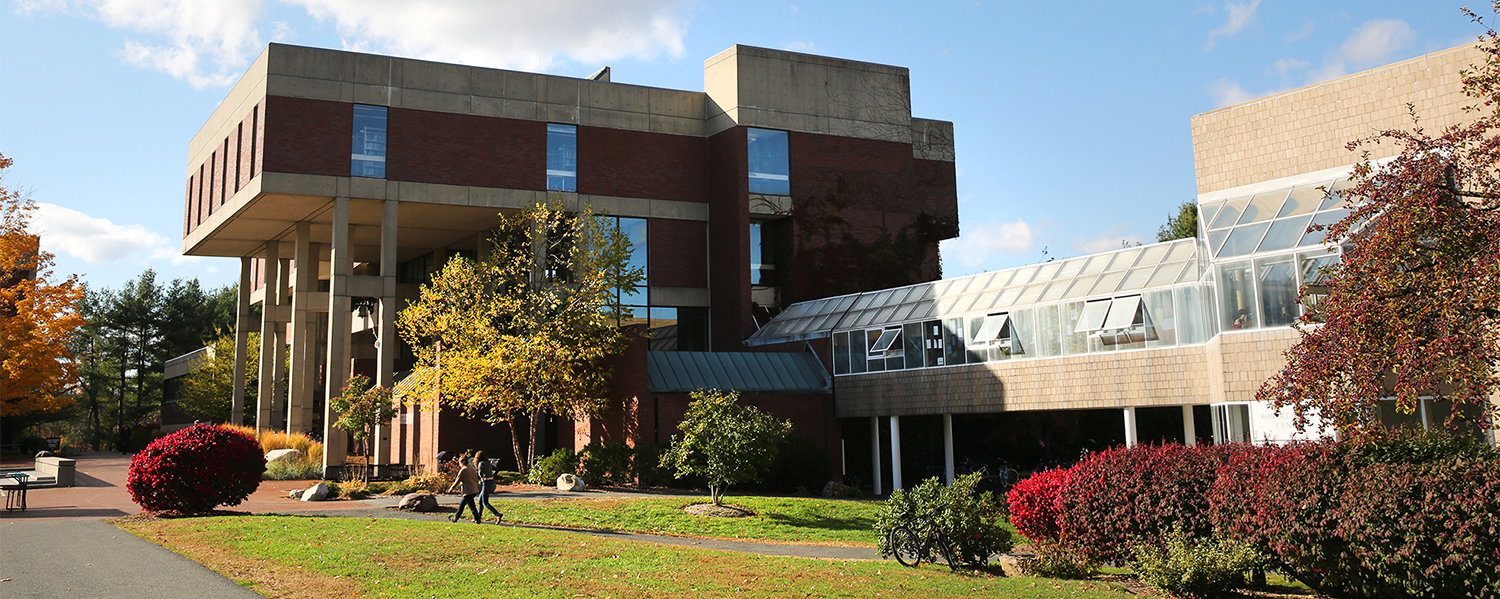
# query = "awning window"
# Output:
<box><xmin>1074</xmin><ymin>300</ymin><xmax>1112</xmax><ymax>333</ymax></box>
<box><xmin>868</xmin><ymin>328</ymin><xmax>901</xmax><ymax>354</ymax></box>
<box><xmin>972</xmin><ymin>313</ymin><xmax>1010</xmax><ymax>343</ymax></box>
<box><xmin>1101</xmin><ymin>295</ymin><xmax>1142</xmax><ymax>330</ymax></box>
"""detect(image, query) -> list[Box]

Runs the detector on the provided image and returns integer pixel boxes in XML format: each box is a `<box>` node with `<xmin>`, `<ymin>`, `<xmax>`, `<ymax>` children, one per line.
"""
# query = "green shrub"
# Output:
<box><xmin>1131</xmin><ymin>527</ymin><xmax>1260</xmax><ymax>599</ymax></box>
<box><xmin>405</xmin><ymin>472</ymin><xmax>451</xmax><ymax>494</ymax></box>
<box><xmin>873</xmin><ymin>473</ymin><xmax>1014</xmax><ymax>569</ymax></box>
<box><xmin>1020</xmin><ymin>539</ymin><xmax>1099</xmax><ymax>579</ymax></box>
<box><xmin>579</xmin><ymin>441</ymin><xmax>634</xmax><ymax>486</ymax></box>
<box><xmin>527</xmin><ymin>448</ymin><xmax>577</xmax><ymax>485</ymax></box>
<box><xmin>760</xmin><ymin>436</ymin><xmax>830</xmax><ymax>494</ymax></box>
<box><xmin>632</xmin><ymin>442</ymin><xmax>692</xmax><ymax>488</ymax></box>
<box><xmin>494</xmin><ymin>470</ymin><xmax>525</xmax><ymax>485</ymax></box>
<box><xmin>264</xmin><ymin>459</ymin><xmax>323</xmax><ymax>480</ymax></box>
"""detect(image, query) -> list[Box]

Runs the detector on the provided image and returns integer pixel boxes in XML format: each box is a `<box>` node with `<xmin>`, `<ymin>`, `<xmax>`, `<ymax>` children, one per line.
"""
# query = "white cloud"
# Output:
<box><xmin>1070</xmin><ymin>228</ymin><xmax>1145</xmax><ymax>255</ymax></box>
<box><xmin>17</xmin><ymin>0</ymin><xmax>265</xmax><ymax>89</ymax></box>
<box><xmin>1285</xmin><ymin>20</ymin><xmax>1315</xmax><ymax>44</ymax></box>
<box><xmin>287</xmin><ymin>0</ymin><xmax>688</xmax><ymax>73</ymax></box>
<box><xmin>1205</xmin><ymin>0</ymin><xmax>1260</xmax><ymax>50</ymax></box>
<box><xmin>1309</xmin><ymin>19</ymin><xmax>1415</xmax><ymax>82</ymax></box>
<box><xmin>28</xmin><ymin>203</ymin><xmax>196</xmax><ymax>265</ymax></box>
<box><xmin>941</xmin><ymin>219</ymin><xmax>1035</xmax><ymax>267</ymax></box>
<box><xmin>782</xmin><ymin>40</ymin><xmax>818</xmax><ymax>53</ymax></box>
<box><xmin>1207</xmin><ymin>78</ymin><xmax>1257</xmax><ymax>108</ymax></box>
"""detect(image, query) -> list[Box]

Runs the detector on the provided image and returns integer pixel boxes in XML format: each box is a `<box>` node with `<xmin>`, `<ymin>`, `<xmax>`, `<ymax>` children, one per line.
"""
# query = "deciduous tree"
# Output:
<box><xmin>178</xmin><ymin>331</ymin><xmax>260</xmax><ymax>424</ymax></box>
<box><xmin>0</xmin><ymin>153</ymin><xmax>83</xmax><ymax>433</ymax></box>
<box><xmin>661</xmin><ymin>389</ymin><xmax>791</xmax><ymax>506</ymax></box>
<box><xmin>1258</xmin><ymin>10</ymin><xmax>1500</xmax><ymax>433</ymax></box>
<box><xmin>398</xmin><ymin>200</ymin><xmax>641</xmax><ymax>473</ymax></box>
<box><xmin>329</xmin><ymin>374</ymin><xmax>398</xmax><ymax>460</ymax></box>
<box><xmin>1156</xmin><ymin>200</ymin><xmax>1199</xmax><ymax>242</ymax></box>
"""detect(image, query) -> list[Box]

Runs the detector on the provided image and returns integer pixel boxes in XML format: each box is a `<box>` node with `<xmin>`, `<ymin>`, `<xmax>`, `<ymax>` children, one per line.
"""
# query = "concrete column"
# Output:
<box><xmin>269</xmin><ymin>257</ymin><xmax>290</xmax><ymax>430</ymax></box>
<box><xmin>286</xmin><ymin>223</ymin><xmax>314</xmax><ymax>434</ymax></box>
<box><xmin>1182</xmin><ymin>405</ymin><xmax>1198</xmax><ymax>447</ymax></box>
<box><xmin>1124</xmin><ymin>407</ymin><xmax>1139</xmax><ymax>448</ymax></box>
<box><xmin>374</xmin><ymin>199</ymin><xmax>398</xmax><ymax>468</ymax></box>
<box><xmin>890</xmin><ymin>415</ymin><xmax>904</xmax><ymax>491</ymax></box>
<box><xmin>870</xmin><ymin>416</ymin><xmax>882</xmax><ymax>496</ymax></box>
<box><xmin>231</xmin><ymin>257</ymin><xmax>252</xmax><ymax>426</ymax></box>
<box><xmin>323</xmin><ymin>197</ymin><xmax>352</xmax><ymax>477</ymax></box>
<box><xmin>255</xmin><ymin>241</ymin><xmax>280</xmax><ymax>432</ymax></box>
<box><xmin>943</xmin><ymin>413</ymin><xmax>955</xmax><ymax>485</ymax></box>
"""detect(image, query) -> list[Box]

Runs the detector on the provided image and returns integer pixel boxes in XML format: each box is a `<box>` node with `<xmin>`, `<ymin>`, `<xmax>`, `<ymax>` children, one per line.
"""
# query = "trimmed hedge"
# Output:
<box><xmin>126</xmin><ymin>424</ymin><xmax>265</xmax><ymax>513</ymax></box>
<box><xmin>1006</xmin><ymin>467</ymin><xmax>1070</xmax><ymax>542</ymax></box>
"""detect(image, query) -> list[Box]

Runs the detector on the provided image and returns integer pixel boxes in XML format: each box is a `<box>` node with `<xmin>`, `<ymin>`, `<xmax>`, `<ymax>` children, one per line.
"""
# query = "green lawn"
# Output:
<box><xmin>488</xmin><ymin>496</ymin><xmax>901</xmax><ymax>547</ymax></box>
<box><xmin>118</xmin><ymin>515</ymin><xmax>1135</xmax><ymax>599</ymax></box>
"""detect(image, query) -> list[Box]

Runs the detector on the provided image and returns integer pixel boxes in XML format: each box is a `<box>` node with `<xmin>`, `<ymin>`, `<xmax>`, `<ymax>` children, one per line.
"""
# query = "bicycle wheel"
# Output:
<box><xmin>934</xmin><ymin>533</ymin><xmax>959</xmax><ymax>571</ymax></box>
<box><xmin>889</xmin><ymin>525</ymin><xmax>923</xmax><ymax>567</ymax></box>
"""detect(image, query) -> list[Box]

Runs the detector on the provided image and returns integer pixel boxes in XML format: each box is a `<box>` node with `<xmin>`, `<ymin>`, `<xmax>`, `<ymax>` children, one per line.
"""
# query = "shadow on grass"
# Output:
<box><xmin>761</xmin><ymin>512</ymin><xmax>877</xmax><ymax>533</ymax></box>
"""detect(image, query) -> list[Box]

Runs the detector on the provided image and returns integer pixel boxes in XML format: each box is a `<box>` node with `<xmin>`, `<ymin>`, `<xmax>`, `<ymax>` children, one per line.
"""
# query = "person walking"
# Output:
<box><xmin>445</xmin><ymin>455</ymin><xmax>482</xmax><ymax>524</ymax></box>
<box><xmin>473</xmin><ymin>451</ymin><xmax>504</xmax><ymax>524</ymax></box>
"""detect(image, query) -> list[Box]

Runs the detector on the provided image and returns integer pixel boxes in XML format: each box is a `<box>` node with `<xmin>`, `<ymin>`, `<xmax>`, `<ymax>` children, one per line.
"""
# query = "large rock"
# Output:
<box><xmin>556</xmin><ymin>473</ymin><xmax>586</xmax><ymax>492</ymax></box>
<box><xmin>822</xmin><ymin>481</ymin><xmax>860</xmax><ymax>498</ymax></box>
<box><xmin>266</xmin><ymin>449</ymin><xmax>304</xmax><ymax>463</ymax></box>
<box><xmin>300</xmin><ymin>483</ymin><xmax>330</xmax><ymax>502</ymax></box>
<box><xmin>288</xmin><ymin>489</ymin><xmax>304</xmax><ymax>499</ymax></box>
<box><xmin>397</xmin><ymin>492</ymin><xmax>439</xmax><ymax>512</ymax></box>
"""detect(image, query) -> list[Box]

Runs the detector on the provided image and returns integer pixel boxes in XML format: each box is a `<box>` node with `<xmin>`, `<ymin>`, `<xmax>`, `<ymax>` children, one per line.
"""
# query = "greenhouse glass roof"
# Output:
<box><xmin>1199</xmin><ymin>177</ymin><xmax>1353</xmax><ymax>260</ymax></box>
<box><xmin>748</xmin><ymin>237</ymin><xmax>1203</xmax><ymax>344</ymax></box>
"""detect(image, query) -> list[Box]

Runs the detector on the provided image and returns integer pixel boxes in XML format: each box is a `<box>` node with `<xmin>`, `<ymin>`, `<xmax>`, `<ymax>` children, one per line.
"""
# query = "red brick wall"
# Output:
<box><xmin>640</xmin><ymin>391</ymin><xmax>841</xmax><ymax>473</ymax></box>
<box><xmin>648</xmin><ymin>218</ymin><xmax>707</xmax><ymax>289</ymax></box>
<box><xmin>578</xmin><ymin>127</ymin><xmax>706</xmax><ymax>203</ymax></box>
<box><xmin>262</xmin><ymin>95</ymin><xmax>350</xmax><ymax>178</ymax></box>
<box><xmin>706</xmin><ymin>128</ymin><xmax>751</xmax><ymax>350</ymax></box>
<box><xmin>387</xmin><ymin>108</ymin><xmax>545</xmax><ymax>190</ymax></box>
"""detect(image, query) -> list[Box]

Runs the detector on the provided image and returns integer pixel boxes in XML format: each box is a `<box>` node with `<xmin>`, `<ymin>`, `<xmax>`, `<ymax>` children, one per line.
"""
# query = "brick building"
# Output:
<box><xmin>184</xmin><ymin>43</ymin><xmax>957</xmax><ymax>476</ymax></box>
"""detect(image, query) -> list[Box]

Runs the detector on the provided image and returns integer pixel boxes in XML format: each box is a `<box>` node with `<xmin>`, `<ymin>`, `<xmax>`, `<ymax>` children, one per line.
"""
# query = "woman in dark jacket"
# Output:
<box><xmin>474</xmin><ymin>451</ymin><xmax>504</xmax><ymax>524</ymax></box>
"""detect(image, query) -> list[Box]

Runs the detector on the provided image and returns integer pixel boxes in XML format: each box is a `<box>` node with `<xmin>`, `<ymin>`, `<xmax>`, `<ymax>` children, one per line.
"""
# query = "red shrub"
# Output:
<box><xmin>1054</xmin><ymin>443</ymin><xmax>1249</xmax><ymax>562</ymax></box>
<box><xmin>1007</xmin><ymin>467</ymin><xmax>1071</xmax><ymax>542</ymax></box>
<box><xmin>126</xmin><ymin>424</ymin><xmax>265</xmax><ymax>513</ymax></box>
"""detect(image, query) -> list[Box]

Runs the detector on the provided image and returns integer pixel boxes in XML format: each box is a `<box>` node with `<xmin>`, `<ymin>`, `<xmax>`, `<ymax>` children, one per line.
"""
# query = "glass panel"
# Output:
<box><xmin>1278</xmin><ymin>181</ymin><xmax>1329</xmax><ymax>218</ymax></box>
<box><xmin>1032</xmin><ymin>261</ymin><xmax>1062</xmax><ymax>282</ymax></box>
<box><xmin>1016</xmin><ymin>284</ymin><xmax>1047</xmax><ymax>306</ymax></box>
<box><xmin>1101</xmin><ymin>295</ymin><xmax>1140</xmax><ymax>330</ymax></box>
<box><xmin>1147</xmin><ymin>262</ymin><xmax>1185</xmax><ymax>288</ymax></box>
<box><xmin>546</xmin><ymin>123</ymin><xmax>577</xmax><ymax>192</ymax></box>
<box><xmin>993</xmin><ymin>286</ymin><xmax>1023</xmax><ymax>309</ymax></box>
<box><xmin>1039</xmin><ymin>280</ymin><xmax>1071</xmax><ymax>302</ymax></box>
<box><xmin>1176</xmin><ymin>285</ymin><xmax>1212</xmax><ymax>345</ymax></box>
<box><xmin>1061</xmin><ymin>301</ymin><xmax>1088</xmax><ymax>355</ymax></box>
<box><xmin>749</xmin><ymin>222</ymin><xmax>774</xmax><ymax>285</ymax></box>
<box><xmin>1257</xmin><ymin>215</ymin><xmax>1314</xmax><ymax>254</ymax></box>
<box><xmin>1106</xmin><ymin>248</ymin><xmax>1142</xmax><ymax>271</ymax></box>
<box><xmin>1060</xmin><ymin>275</ymin><xmax>1098</xmax><ymax>300</ymax></box>
<box><xmin>869</xmin><ymin>328</ymin><xmax>900</xmax><ymax>353</ymax></box>
<box><xmin>1090</xmin><ymin>271</ymin><xmax>1125</xmax><ymax>296</ymax></box>
<box><xmin>1119</xmin><ymin>266</ymin><xmax>1156</xmax><ymax>291</ymax></box>
<box><xmin>1036</xmin><ymin>304</ymin><xmax>1062</xmax><ymax>357</ymax></box>
<box><xmin>1007</xmin><ymin>266</ymin><xmax>1039</xmax><ymax>286</ymax></box>
<box><xmin>923</xmin><ymin>320</ymin><xmax>944</xmax><ymax>367</ymax></box>
<box><xmin>966</xmin><ymin>316</ymin><xmax>990</xmax><ymax>363</ymax></box>
<box><xmin>1218</xmin><ymin>261</ymin><xmax>1257</xmax><ymax>331</ymax></box>
<box><xmin>1176</xmin><ymin>261</ymin><xmax>1201</xmax><ymax>284</ymax></box>
<box><xmin>1257</xmin><ymin>258</ymin><xmax>1298</xmax><ymax>327</ymax></box>
<box><xmin>1298</xmin><ymin>250</ymin><xmax>1339</xmax><ymax>316</ymax></box>
<box><xmin>1209</xmin><ymin>196</ymin><xmax>1250</xmax><ymax>229</ymax></box>
<box><xmin>1299</xmin><ymin>209</ymin><xmax>1351</xmax><ymax>247</ymax></box>
<box><xmin>849</xmin><ymin>330</ymin><xmax>867</xmax><ymax>373</ymax></box>
<box><xmin>974</xmin><ymin>313</ymin><xmax>1010</xmax><ymax>342</ymax></box>
<box><xmin>620</xmin><ymin>305</ymin><xmax>649</xmax><ymax>329</ymax></box>
<box><xmin>1007</xmin><ymin>308</ymin><xmax>1033</xmax><ymax>358</ymax></box>
<box><xmin>943</xmin><ymin>318</ymin><xmax>966</xmax><ymax>366</ymax></box>
<box><xmin>1218</xmin><ymin>222</ymin><xmax>1271</xmax><ymax>257</ymax></box>
<box><xmin>1135</xmin><ymin>243</ymin><xmax>1170</xmax><ymax>267</ymax></box>
<box><xmin>1080</xmin><ymin>254</ymin><xmax>1112</xmax><ymax>275</ymax></box>
<box><xmin>1145</xmin><ymin>289</ymin><xmax>1176</xmax><ymax>347</ymax></box>
<box><xmin>1320</xmin><ymin>178</ymin><xmax>1354</xmax><ymax>210</ymax></box>
<box><xmin>832</xmin><ymin>331</ymin><xmax>849</xmax><ymax>375</ymax></box>
<box><xmin>1237</xmin><ymin>189</ymin><xmax>1289</xmax><ymax>225</ymax></box>
<box><xmin>1075</xmin><ymin>300</ymin><xmax>1113</xmax><ymax>333</ymax></box>
<box><xmin>1207</xmin><ymin>228</ymin><xmax>1231</xmax><ymax>256</ymax></box>
<box><xmin>903</xmin><ymin>322</ymin><xmax>923</xmax><ymax>369</ymax></box>
<box><xmin>619</xmin><ymin>217</ymin><xmax>648</xmax><ymax>305</ymax></box>
<box><xmin>747</xmin><ymin>128</ymin><xmax>790</xmax><ymax>195</ymax></box>
<box><xmin>1055</xmin><ymin>257</ymin><xmax>1087</xmax><ymax>279</ymax></box>
<box><xmin>351</xmin><ymin>105</ymin><xmax>388</xmax><ymax>178</ymax></box>
<box><xmin>1165</xmin><ymin>241</ymin><xmax>1196</xmax><ymax>262</ymax></box>
<box><xmin>1198</xmin><ymin>201</ymin><xmax>1224</xmax><ymax>229</ymax></box>
<box><xmin>648</xmin><ymin>307</ymin><xmax>679</xmax><ymax>351</ymax></box>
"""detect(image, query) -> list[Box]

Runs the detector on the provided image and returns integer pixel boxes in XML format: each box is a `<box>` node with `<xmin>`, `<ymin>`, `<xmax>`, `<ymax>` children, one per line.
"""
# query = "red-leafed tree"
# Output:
<box><xmin>1258</xmin><ymin>7</ymin><xmax>1500</xmax><ymax>433</ymax></box>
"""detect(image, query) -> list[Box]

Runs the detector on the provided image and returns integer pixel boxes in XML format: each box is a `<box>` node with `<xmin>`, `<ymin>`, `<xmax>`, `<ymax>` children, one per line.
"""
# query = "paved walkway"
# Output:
<box><xmin>1</xmin><ymin>453</ymin><xmax>881</xmax><ymax>597</ymax></box>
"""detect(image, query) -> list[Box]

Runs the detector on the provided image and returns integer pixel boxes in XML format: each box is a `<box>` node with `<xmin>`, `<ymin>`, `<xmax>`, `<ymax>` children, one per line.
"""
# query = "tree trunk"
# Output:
<box><xmin>506</xmin><ymin>409</ymin><xmax>526</xmax><ymax>475</ymax></box>
<box><xmin>527</xmin><ymin>406</ymin><xmax>543</xmax><ymax>471</ymax></box>
<box><xmin>710</xmin><ymin>483</ymin><xmax>723</xmax><ymax>506</ymax></box>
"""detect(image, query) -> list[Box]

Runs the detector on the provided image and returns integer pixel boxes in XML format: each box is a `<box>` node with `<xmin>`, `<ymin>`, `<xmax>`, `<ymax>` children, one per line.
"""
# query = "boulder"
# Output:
<box><xmin>265</xmin><ymin>449</ymin><xmax>304</xmax><ymax>463</ymax></box>
<box><xmin>822</xmin><ymin>481</ymin><xmax>860</xmax><ymax>498</ymax></box>
<box><xmin>397</xmin><ymin>492</ymin><xmax>439</xmax><ymax>512</ymax></box>
<box><xmin>556</xmin><ymin>473</ymin><xmax>586</xmax><ymax>492</ymax></box>
<box><xmin>300</xmin><ymin>482</ymin><xmax>330</xmax><ymax>502</ymax></box>
<box><xmin>288</xmin><ymin>489</ymin><xmax>304</xmax><ymax>499</ymax></box>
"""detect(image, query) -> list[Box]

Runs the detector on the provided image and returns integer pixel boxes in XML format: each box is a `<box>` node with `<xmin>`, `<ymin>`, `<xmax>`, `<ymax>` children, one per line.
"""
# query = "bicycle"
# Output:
<box><xmin>887</xmin><ymin>508</ymin><xmax>958</xmax><ymax>570</ymax></box>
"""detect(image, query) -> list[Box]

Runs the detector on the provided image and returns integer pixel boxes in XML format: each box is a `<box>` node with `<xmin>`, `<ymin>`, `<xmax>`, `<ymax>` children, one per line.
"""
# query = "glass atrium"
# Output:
<box><xmin>747</xmin><ymin>178</ymin><xmax>1356</xmax><ymax>377</ymax></box>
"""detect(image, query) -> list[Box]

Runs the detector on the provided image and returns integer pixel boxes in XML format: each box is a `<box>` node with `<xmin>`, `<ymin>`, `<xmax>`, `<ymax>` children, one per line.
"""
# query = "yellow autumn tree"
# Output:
<box><xmin>1</xmin><ymin>152</ymin><xmax>84</xmax><ymax>423</ymax></box>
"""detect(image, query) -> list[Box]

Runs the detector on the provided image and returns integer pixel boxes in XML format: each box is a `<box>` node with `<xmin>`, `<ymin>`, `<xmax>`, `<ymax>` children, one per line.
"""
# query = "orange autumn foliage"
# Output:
<box><xmin>1</xmin><ymin>152</ymin><xmax>84</xmax><ymax>419</ymax></box>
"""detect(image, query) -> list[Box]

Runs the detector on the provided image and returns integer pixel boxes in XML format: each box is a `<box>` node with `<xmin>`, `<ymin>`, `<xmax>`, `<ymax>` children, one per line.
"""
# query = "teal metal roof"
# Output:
<box><xmin>646</xmin><ymin>351</ymin><xmax>831</xmax><ymax>394</ymax></box>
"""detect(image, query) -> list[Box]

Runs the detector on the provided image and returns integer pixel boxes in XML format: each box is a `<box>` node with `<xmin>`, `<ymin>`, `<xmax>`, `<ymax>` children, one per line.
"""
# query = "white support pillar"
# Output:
<box><xmin>871</xmin><ymin>416</ymin><xmax>882</xmax><ymax>496</ymax></box>
<box><xmin>231</xmin><ymin>257</ymin><xmax>252</xmax><ymax>426</ymax></box>
<box><xmin>943</xmin><ymin>413</ymin><xmax>955</xmax><ymax>485</ymax></box>
<box><xmin>269</xmin><ymin>256</ymin><xmax>290</xmax><ymax>430</ymax></box>
<box><xmin>890</xmin><ymin>415</ymin><xmax>904</xmax><ymax>491</ymax></box>
<box><xmin>1182</xmin><ymin>405</ymin><xmax>1198</xmax><ymax>447</ymax></box>
<box><xmin>374</xmin><ymin>199</ymin><xmax>398</xmax><ymax>468</ymax></box>
<box><xmin>286</xmin><ymin>223</ymin><xmax>314</xmax><ymax>434</ymax></box>
<box><xmin>1123</xmin><ymin>407</ymin><xmax>1139</xmax><ymax>448</ymax></box>
<box><xmin>323</xmin><ymin>197</ymin><xmax>352</xmax><ymax>477</ymax></box>
<box><xmin>255</xmin><ymin>242</ymin><xmax>280</xmax><ymax>432</ymax></box>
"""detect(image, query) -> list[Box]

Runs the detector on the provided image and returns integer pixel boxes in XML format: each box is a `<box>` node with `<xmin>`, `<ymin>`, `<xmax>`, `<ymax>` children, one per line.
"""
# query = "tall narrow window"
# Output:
<box><xmin>618</xmin><ymin>217</ymin><xmax>648</xmax><ymax>305</ymax></box>
<box><xmin>747</xmin><ymin>128</ymin><xmax>789</xmax><ymax>195</ymax></box>
<box><xmin>749</xmin><ymin>221</ymin><xmax>778</xmax><ymax>285</ymax></box>
<box><xmin>352</xmin><ymin>105</ymin><xmax>388</xmax><ymax>178</ymax></box>
<box><xmin>547</xmin><ymin>124</ymin><xmax>577</xmax><ymax>192</ymax></box>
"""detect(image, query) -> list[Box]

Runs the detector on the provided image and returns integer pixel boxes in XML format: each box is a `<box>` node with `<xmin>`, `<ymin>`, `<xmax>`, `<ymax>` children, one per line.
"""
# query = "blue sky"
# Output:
<box><xmin>0</xmin><ymin>0</ymin><xmax>1487</xmax><ymax>292</ymax></box>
